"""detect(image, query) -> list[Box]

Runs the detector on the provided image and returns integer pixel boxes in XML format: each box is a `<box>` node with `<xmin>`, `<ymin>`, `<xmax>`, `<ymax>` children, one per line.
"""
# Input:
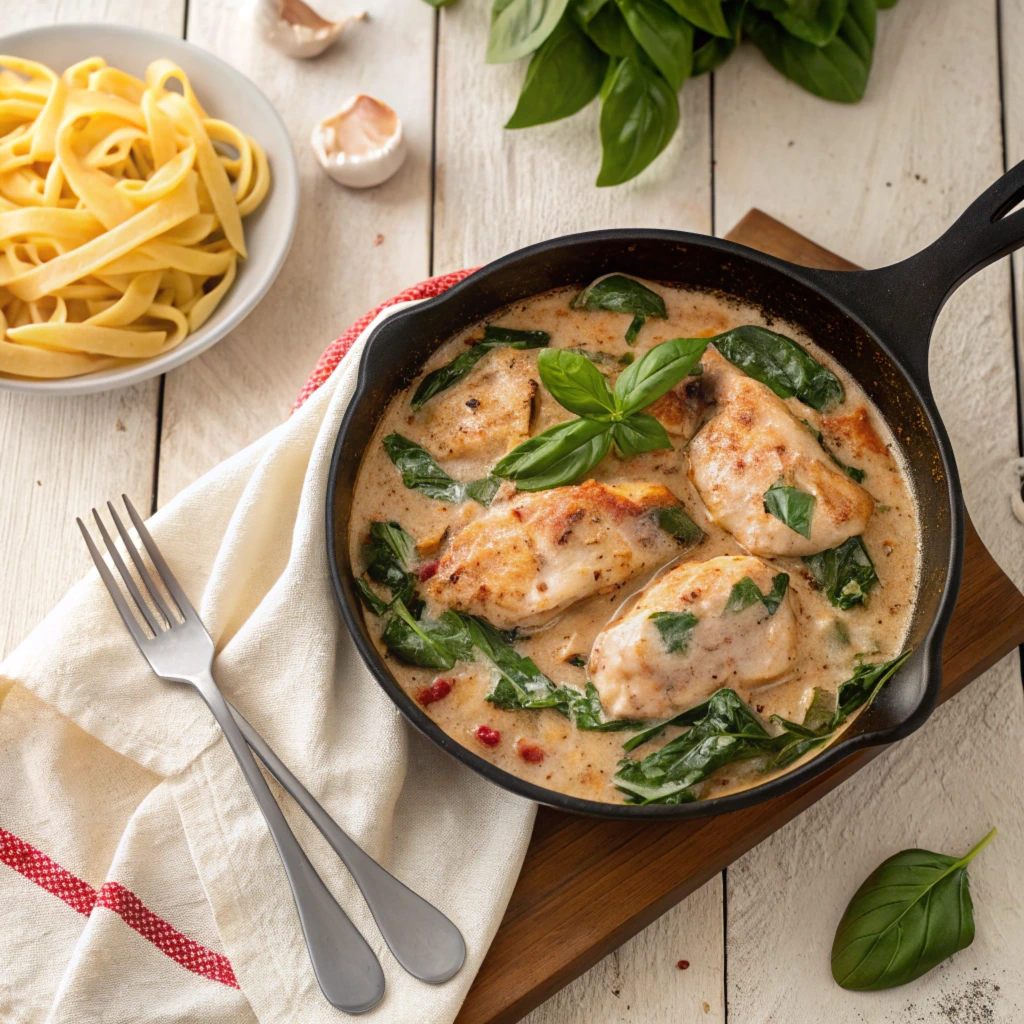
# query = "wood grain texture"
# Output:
<box><xmin>0</xmin><ymin>1</ymin><xmax>183</xmax><ymax>659</ymax></box>
<box><xmin>455</xmin><ymin>213</ymin><xmax>1024</xmax><ymax>1024</ymax></box>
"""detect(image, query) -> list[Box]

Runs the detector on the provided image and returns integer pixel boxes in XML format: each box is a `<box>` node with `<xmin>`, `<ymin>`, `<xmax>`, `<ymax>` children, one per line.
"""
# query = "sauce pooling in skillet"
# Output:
<box><xmin>349</xmin><ymin>282</ymin><xmax>921</xmax><ymax>805</ymax></box>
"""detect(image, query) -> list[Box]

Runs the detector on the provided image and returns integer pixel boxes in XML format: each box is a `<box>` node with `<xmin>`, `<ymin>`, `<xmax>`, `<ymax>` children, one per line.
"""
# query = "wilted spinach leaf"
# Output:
<box><xmin>649</xmin><ymin>610</ymin><xmax>699</xmax><ymax>653</ymax></box>
<box><xmin>725</xmin><ymin>572</ymin><xmax>790</xmax><ymax>615</ymax></box>
<box><xmin>382</xmin><ymin>433</ymin><xmax>501</xmax><ymax>506</ymax></box>
<box><xmin>358</xmin><ymin>520</ymin><xmax>420</xmax><ymax>611</ymax></box>
<box><xmin>650</xmin><ymin>504</ymin><xmax>705</xmax><ymax>546</ymax></box>
<box><xmin>831</xmin><ymin>827</ymin><xmax>996</xmax><ymax>991</ymax></box>
<box><xmin>803</xmin><ymin>536</ymin><xmax>878</xmax><ymax>609</ymax></box>
<box><xmin>382</xmin><ymin>601</ymin><xmax>476</xmax><ymax>670</ymax></box>
<box><xmin>571</xmin><ymin>273</ymin><xmax>669</xmax><ymax>344</ymax></box>
<box><xmin>763</xmin><ymin>478</ymin><xmax>816</xmax><ymax>539</ymax></box>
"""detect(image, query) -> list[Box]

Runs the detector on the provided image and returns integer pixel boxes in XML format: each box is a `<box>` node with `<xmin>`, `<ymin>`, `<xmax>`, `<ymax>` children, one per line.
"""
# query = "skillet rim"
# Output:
<box><xmin>326</xmin><ymin>227</ymin><xmax>964</xmax><ymax>821</ymax></box>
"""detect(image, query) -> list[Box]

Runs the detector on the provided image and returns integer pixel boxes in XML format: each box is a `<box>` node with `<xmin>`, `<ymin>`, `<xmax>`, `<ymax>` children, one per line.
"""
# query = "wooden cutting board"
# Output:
<box><xmin>456</xmin><ymin>211</ymin><xmax>1024</xmax><ymax>1024</ymax></box>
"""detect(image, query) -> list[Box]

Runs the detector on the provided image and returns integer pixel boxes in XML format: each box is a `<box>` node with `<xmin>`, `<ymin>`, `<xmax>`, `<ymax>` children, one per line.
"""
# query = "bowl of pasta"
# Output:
<box><xmin>0</xmin><ymin>23</ymin><xmax>299</xmax><ymax>394</ymax></box>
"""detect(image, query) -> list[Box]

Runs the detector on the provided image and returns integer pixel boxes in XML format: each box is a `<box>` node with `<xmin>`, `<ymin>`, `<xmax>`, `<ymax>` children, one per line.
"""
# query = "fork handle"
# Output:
<box><xmin>194</xmin><ymin>672</ymin><xmax>385</xmax><ymax>1013</ymax></box>
<box><xmin>227</xmin><ymin>702</ymin><xmax>466</xmax><ymax>984</ymax></box>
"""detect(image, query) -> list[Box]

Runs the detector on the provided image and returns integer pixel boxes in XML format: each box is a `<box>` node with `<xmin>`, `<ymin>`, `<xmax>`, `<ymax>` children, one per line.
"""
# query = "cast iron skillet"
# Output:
<box><xmin>327</xmin><ymin>161</ymin><xmax>1024</xmax><ymax>820</ymax></box>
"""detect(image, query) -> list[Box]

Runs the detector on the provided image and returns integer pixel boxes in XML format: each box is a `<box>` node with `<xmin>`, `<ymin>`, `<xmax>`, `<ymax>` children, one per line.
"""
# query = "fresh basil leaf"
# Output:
<box><xmin>875</xmin><ymin>0</ymin><xmax>897</xmax><ymax>6</ymax></box>
<box><xmin>614</xmin><ymin>335</ymin><xmax>707</xmax><ymax>413</ymax></box>
<box><xmin>831</xmin><ymin>828</ymin><xmax>996</xmax><ymax>991</ymax></box>
<box><xmin>507</xmin><ymin>15</ymin><xmax>608</xmax><ymax>128</ymax></box>
<box><xmin>576</xmin><ymin>0</ymin><xmax>612</xmax><ymax>19</ymax></box>
<box><xmin>571</xmin><ymin>273</ymin><xmax>668</xmax><ymax>346</ymax></box>
<box><xmin>763</xmin><ymin>478</ymin><xmax>816</xmax><ymax>539</ymax></box>
<box><xmin>492</xmin><ymin>417</ymin><xmax>613</xmax><ymax>490</ymax></box>
<box><xmin>611</xmin><ymin>412</ymin><xmax>673</xmax><ymax>457</ymax></box>
<box><xmin>422</xmin><ymin>0</ymin><xmax>459</xmax><ymax>6</ymax></box>
<box><xmin>743</xmin><ymin>0</ymin><xmax>875</xmax><ymax>104</ymax></box>
<box><xmin>382</xmin><ymin>601</ymin><xmax>475</xmax><ymax>670</ymax></box>
<box><xmin>382</xmin><ymin>433</ymin><xmax>500</xmax><ymax>506</ymax></box>
<box><xmin>616</xmin><ymin>0</ymin><xmax>694</xmax><ymax>91</ymax></box>
<box><xmin>597</xmin><ymin>56</ymin><xmax>680</xmax><ymax>187</ymax></box>
<box><xmin>663</xmin><ymin>0</ymin><xmax>730</xmax><ymax>33</ymax></box>
<box><xmin>710</xmin><ymin>325</ymin><xmax>844</xmax><ymax>411</ymax></box>
<box><xmin>649</xmin><ymin>504</ymin><xmax>704</xmax><ymax>546</ymax></box>
<box><xmin>649</xmin><ymin>610</ymin><xmax>699</xmax><ymax>653</ymax></box>
<box><xmin>411</xmin><ymin>325</ymin><xmax>549</xmax><ymax>410</ymax></box>
<box><xmin>752</xmin><ymin>0</ymin><xmax>849</xmax><ymax>45</ymax></box>
<box><xmin>537</xmin><ymin>348</ymin><xmax>617</xmax><ymax>417</ymax></box>
<box><xmin>691</xmin><ymin>0</ymin><xmax>746</xmax><ymax>74</ymax></box>
<box><xmin>487</xmin><ymin>0</ymin><xmax>572</xmax><ymax>63</ymax></box>
<box><xmin>801</xmin><ymin>420</ymin><xmax>866</xmax><ymax>482</ymax></box>
<box><xmin>725</xmin><ymin>572</ymin><xmax>789</xmax><ymax>616</ymax></box>
<box><xmin>581</xmin><ymin>3</ymin><xmax>643</xmax><ymax>57</ymax></box>
<box><xmin>803</xmin><ymin>536</ymin><xmax>878</xmax><ymax>609</ymax></box>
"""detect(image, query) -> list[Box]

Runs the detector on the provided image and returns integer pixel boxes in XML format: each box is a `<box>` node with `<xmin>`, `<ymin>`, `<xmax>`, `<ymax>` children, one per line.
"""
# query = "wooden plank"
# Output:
<box><xmin>0</xmin><ymin>3</ymin><xmax>182</xmax><ymax>659</ymax></box>
<box><xmin>157</xmin><ymin>0</ymin><xmax>436</xmax><ymax>504</ymax></box>
<box><xmin>455</xmin><ymin>212</ymin><xmax>1024</xmax><ymax>1024</ymax></box>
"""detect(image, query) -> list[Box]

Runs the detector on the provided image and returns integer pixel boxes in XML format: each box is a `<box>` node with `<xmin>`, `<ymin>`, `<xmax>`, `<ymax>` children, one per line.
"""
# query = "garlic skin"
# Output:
<box><xmin>250</xmin><ymin>0</ymin><xmax>364</xmax><ymax>59</ymax></box>
<box><xmin>312</xmin><ymin>95</ymin><xmax>407</xmax><ymax>189</ymax></box>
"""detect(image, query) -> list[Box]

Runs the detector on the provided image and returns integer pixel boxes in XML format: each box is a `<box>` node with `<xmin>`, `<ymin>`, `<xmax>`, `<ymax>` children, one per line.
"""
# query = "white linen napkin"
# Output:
<box><xmin>0</xmin><ymin>302</ymin><xmax>536</xmax><ymax>1024</ymax></box>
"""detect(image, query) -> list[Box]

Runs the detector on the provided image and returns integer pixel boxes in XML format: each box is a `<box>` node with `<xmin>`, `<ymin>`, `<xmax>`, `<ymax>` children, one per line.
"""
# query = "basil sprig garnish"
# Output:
<box><xmin>763</xmin><ymin>477</ymin><xmax>816</xmax><ymax>538</ymax></box>
<box><xmin>831</xmin><ymin>826</ymin><xmax>996</xmax><ymax>991</ymax></box>
<box><xmin>382</xmin><ymin>433</ymin><xmax>501</xmax><ymax>506</ymax></box>
<box><xmin>493</xmin><ymin>336</ymin><xmax>707</xmax><ymax>490</ymax></box>
<box><xmin>614</xmin><ymin>649</ymin><xmax>911</xmax><ymax>803</ymax></box>
<box><xmin>649</xmin><ymin>610</ymin><xmax>699</xmax><ymax>654</ymax></box>
<box><xmin>725</xmin><ymin>572</ymin><xmax>789</xmax><ymax>616</ymax></box>
<box><xmin>570</xmin><ymin>274</ymin><xmax>668</xmax><ymax>343</ymax></box>
<box><xmin>803</xmin><ymin>536</ymin><xmax>877</xmax><ymax>609</ymax></box>
<box><xmin>411</xmin><ymin>325</ymin><xmax>550</xmax><ymax>410</ymax></box>
<box><xmin>710</xmin><ymin>325</ymin><xmax>844</xmax><ymax>411</ymax></box>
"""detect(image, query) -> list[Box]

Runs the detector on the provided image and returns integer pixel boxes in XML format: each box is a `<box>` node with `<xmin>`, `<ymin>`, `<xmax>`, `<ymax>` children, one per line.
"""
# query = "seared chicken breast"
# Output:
<box><xmin>644</xmin><ymin>377</ymin><xmax>705</xmax><ymax>442</ymax></box>
<box><xmin>687</xmin><ymin>349</ymin><xmax>873</xmax><ymax>556</ymax></box>
<box><xmin>424</xmin><ymin>480</ymin><xmax>696</xmax><ymax>629</ymax></box>
<box><xmin>590</xmin><ymin>555</ymin><xmax>797</xmax><ymax>720</ymax></box>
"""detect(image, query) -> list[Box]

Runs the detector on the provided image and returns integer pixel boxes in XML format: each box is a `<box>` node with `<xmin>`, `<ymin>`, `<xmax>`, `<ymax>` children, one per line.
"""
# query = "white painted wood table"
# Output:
<box><xmin>3</xmin><ymin>1</ymin><xmax>1024</xmax><ymax>1020</ymax></box>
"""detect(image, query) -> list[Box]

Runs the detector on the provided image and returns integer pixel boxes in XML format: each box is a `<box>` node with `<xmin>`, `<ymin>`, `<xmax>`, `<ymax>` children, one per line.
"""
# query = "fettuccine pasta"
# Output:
<box><xmin>0</xmin><ymin>55</ymin><xmax>270</xmax><ymax>379</ymax></box>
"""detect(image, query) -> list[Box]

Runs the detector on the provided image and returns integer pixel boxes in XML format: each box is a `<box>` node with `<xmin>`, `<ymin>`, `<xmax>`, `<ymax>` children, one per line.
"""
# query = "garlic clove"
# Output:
<box><xmin>312</xmin><ymin>95</ymin><xmax>407</xmax><ymax>189</ymax></box>
<box><xmin>250</xmin><ymin>0</ymin><xmax>365</xmax><ymax>60</ymax></box>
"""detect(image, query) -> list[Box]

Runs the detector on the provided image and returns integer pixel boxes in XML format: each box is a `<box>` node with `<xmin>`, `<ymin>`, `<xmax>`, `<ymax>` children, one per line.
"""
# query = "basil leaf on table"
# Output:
<box><xmin>831</xmin><ymin>827</ymin><xmax>997</xmax><ymax>991</ymax></box>
<box><xmin>571</xmin><ymin>273</ymin><xmax>669</xmax><ymax>344</ymax></box>
<box><xmin>610</xmin><ymin>412</ymin><xmax>673</xmax><ymax>457</ymax></box>
<box><xmin>616</xmin><ymin>0</ymin><xmax>694</xmax><ymax>91</ymax></box>
<box><xmin>691</xmin><ymin>0</ymin><xmax>746</xmax><ymax>75</ymax></box>
<box><xmin>614</xmin><ymin>335</ymin><xmax>708</xmax><ymax>412</ymax></box>
<box><xmin>492</xmin><ymin>416</ymin><xmax>613</xmax><ymax>491</ymax></box>
<box><xmin>802</xmin><ymin>419</ymin><xmax>865</xmax><ymax>482</ymax></box>
<box><xmin>382</xmin><ymin>433</ymin><xmax>501</xmax><ymax>506</ymax></box>
<box><xmin>662</xmin><ymin>0</ymin><xmax>730</xmax><ymax>35</ymax></box>
<box><xmin>803</xmin><ymin>535</ymin><xmax>878</xmax><ymax>609</ymax></box>
<box><xmin>725</xmin><ymin>572</ymin><xmax>790</xmax><ymax>615</ymax></box>
<box><xmin>763</xmin><ymin>478</ymin><xmax>816</xmax><ymax>538</ymax></box>
<box><xmin>710</xmin><ymin>325</ymin><xmax>845</xmax><ymax>411</ymax></box>
<box><xmin>506</xmin><ymin>15</ymin><xmax>608</xmax><ymax>129</ymax></box>
<box><xmin>742</xmin><ymin>0</ymin><xmax>875</xmax><ymax>103</ymax></box>
<box><xmin>487</xmin><ymin>0</ymin><xmax>572</xmax><ymax>63</ymax></box>
<box><xmin>382</xmin><ymin>601</ymin><xmax>475</xmax><ymax>670</ymax></box>
<box><xmin>597</xmin><ymin>56</ymin><xmax>680</xmax><ymax>187</ymax></box>
<box><xmin>649</xmin><ymin>504</ymin><xmax>704</xmax><ymax>545</ymax></box>
<box><xmin>751</xmin><ymin>0</ymin><xmax>849</xmax><ymax>46</ymax></box>
<box><xmin>537</xmin><ymin>348</ymin><xmax>617</xmax><ymax>417</ymax></box>
<box><xmin>581</xmin><ymin>3</ymin><xmax>644</xmax><ymax>58</ymax></box>
<box><xmin>411</xmin><ymin>325</ymin><xmax>549</xmax><ymax>410</ymax></box>
<box><xmin>649</xmin><ymin>610</ymin><xmax>699</xmax><ymax>654</ymax></box>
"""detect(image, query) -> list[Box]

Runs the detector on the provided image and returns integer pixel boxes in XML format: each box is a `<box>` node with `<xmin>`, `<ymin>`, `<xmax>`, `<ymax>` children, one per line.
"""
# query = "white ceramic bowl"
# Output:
<box><xmin>0</xmin><ymin>24</ymin><xmax>300</xmax><ymax>396</ymax></box>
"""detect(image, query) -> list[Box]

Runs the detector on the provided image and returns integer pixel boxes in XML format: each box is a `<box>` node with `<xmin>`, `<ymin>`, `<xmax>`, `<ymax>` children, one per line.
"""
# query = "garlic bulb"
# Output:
<box><xmin>312</xmin><ymin>95</ymin><xmax>407</xmax><ymax>189</ymax></box>
<box><xmin>250</xmin><ymin>0</ymin><xmax>364</xmax><ymax>59</ymax></box>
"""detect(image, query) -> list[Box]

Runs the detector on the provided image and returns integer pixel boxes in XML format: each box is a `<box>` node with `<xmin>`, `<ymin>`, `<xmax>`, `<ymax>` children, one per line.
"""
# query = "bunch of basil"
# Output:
<box><xmin>424</xmin><ymin>0</ymin><xmax>899</xmax><ymax>186</ymax></box>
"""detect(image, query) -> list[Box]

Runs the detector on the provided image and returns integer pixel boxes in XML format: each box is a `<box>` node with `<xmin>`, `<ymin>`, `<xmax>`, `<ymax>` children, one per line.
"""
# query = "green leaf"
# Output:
<box><xmin>743</xmin><ymin>0</ymin><xmax>875</xmax><ymax>104</ymax></box>
<box><xmin>411</xmin><ymin>325</ymin><xmax>550</xmax><ymax>410</ymax></box>
<box><xmin>763</xmin><ymin>477</ymin><xmax>816</xmax><ymax>539</ymax></box>
<box><xmin>492</xmin><ymin>417</ymin><xmax>613</xmax><ymax>490</ymax></box>
<box><xmin>382</xmin><ymin>434</ymin><xmax>500</xmax><ymax>506</ymax></box>
<box><xmin>649</xmin><ymin>504</ymin><xmax>704</xmax><ymax>546</ymax></box>
<box><xmin>803</xmin><ymin>536</ymin><xmax>878</xmax><ymax>609</ymax></box>
<box><xmin>751</xmin><ymin>0</ymin><xmax>849</xmax><ymax>45</ymax></box>
<box><xmin>649</xmin><ymin>610</ymin><xmax>699</xmax><ymax>654</ymax></box>
<box><xmin>663</xmin><ymin>0</ymin><xmax>730</xmax><ymax>35</ymax></box>
<box><xmin>361</xmin><ymin>520</ymin><xmax>419</xmax><ymax>607</ymax></box>
<box><xmin>597</xmin><ymin>56</ymin><xmax>680</xmax><ymax>187</ymax></box>
<box><xmin>831</xmin><ymin>828</ymin><xmax>996</xmax><ymax>991</ymax></box>
<box><xmin>831</xmin><ymin>649</ymin><xmax>911</xmax><ymax>728</ymax></box>
<box><xmin>422</xmin><ymin>0</ymin><xmax>459</xmax><ymax>6</ymax></box>
<box><xmin>801</xmin><ymin>420</ymin><xmax>866</xmax><ymax>482</ymax></box>
<box><xmin>725</xmin><ymin>572</ymin><xmax>790</xmax><ymax>616</ymax></box>
<box><xmin>616</xmin><ymin>0</ymin><xmax>694</xmax><ymax>91</ymax></box>
<box><xmin>691</xmin><ymin>0</ymin><xmax>746</xmax><ymax>75</ymax></box>
<box><xmin>571</xmin><ymin>273</ymin><xmax>668</xmax><ymax>344</ymax></box>
<box><xmin>610</xmin><ymin>412</ymin><xmax>674</xmax><ymax>456</ymax></box>
<box><xmin>487</xmin><ymin>0</ymin><xmax>572</xmax><ymax>63</ymax></box>
<box><xmin>354</xmin><ymin>577</ymin><xmax>391</xmax><ymax>616</ymax></box>
<box><xmin>382</xmin><ymin>601</ymin><xmax>476</xmax><ymax>670</ymax></box>
<box><xmin>875</xmin><ymin>0</ymin><xmax>897</xmax><ymax>7</ymax></box>
<box><xmin>580</xmin><ymin>3</ymin><xmax>643</xmax><ymax>57</ymax></box>
<box><xmin>709</xmin><ymin>325</ymin><xmax>844</xmax><ymax>411</ymax></box>
<box><xmin>507</xmin><ymin>15</ymin><xmax>608</xmax><ymax>128</ymax></box>
<box><xmin>537</xmin><ymin>348</ymin><xmax>617</xmax><ymax>417</ymax></box>
<box><xmin>614</xmin><ymin>335</ymin><xmax>707</xmax><ymax>412</ymax></box>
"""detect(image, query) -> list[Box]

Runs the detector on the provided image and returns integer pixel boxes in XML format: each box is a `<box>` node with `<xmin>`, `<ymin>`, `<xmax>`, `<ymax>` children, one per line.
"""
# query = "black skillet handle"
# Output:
<box><xmin>806</xmin><ymin>158</ymin><xmax>1024</xmax><ymax>392</ymax></box>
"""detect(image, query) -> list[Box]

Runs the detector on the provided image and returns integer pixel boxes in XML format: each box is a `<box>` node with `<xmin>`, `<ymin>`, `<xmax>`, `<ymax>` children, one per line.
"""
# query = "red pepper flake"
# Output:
<box><xmin>418</xmin><ymin>560</ymin><xmax>439</xmax><ymax>581</ymax></box>
<box><xmin>416</xmin><ymin>679</ymin><xmax>453</xmax><ymax>706</ymax></box>
<box><xmin>677</xmin><ymin>959</ymin><xmax>690</xmax><ymax>970</ymax></box>
<box><xmin>476</xmin><ymin>724</ymin><xmax>501</xmax><ymax>747</ymax></box>
<box><xmin>517</xmin><ymin>740</ymin><xmax>544</xmax><ymax>764</ymax></box>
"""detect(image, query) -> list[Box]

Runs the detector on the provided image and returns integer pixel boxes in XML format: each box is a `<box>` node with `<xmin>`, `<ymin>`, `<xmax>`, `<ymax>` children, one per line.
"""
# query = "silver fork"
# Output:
<box><xmin>79</xmin><ymin>496</ymin><xmax>465</xmax><ymax>1010</ymax></box>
